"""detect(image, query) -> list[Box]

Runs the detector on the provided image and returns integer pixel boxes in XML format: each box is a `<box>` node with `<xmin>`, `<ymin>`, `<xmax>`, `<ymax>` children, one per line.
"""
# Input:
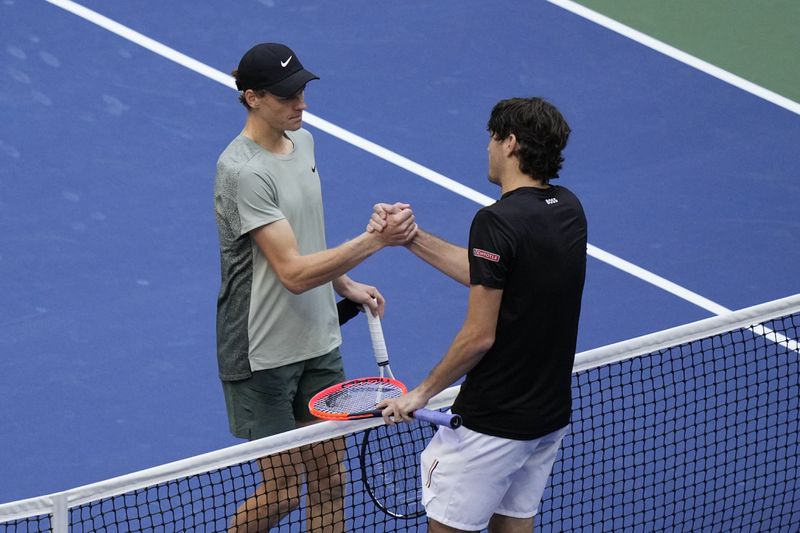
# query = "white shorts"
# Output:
<box><xmin>420</xmin><ymin>423</ymin><xmax>567</xmax><ymax>531</ymax></box>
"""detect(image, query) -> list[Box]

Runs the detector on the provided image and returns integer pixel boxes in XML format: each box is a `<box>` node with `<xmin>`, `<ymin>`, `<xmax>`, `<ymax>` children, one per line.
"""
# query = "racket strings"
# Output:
<box><xmin>360</xmin><ymin>420</ymin><xmax>438</xmax><ymax>519</ymax></box>
<box><xmin>312</xmin><ymin>380</ymin><xmax>404</xmax><ymax>415</ymax></box>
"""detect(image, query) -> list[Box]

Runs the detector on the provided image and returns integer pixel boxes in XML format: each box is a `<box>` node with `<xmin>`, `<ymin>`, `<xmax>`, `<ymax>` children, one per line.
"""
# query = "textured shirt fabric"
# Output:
<box><xmin>214</xmin><ymin>130</ymin><xmax>340</xmax><ymax>381</ymax></box>
<box><xmin>452</xmin><ymin>185</ymin><xmax>587</xmax><ymax>440</ymax></box>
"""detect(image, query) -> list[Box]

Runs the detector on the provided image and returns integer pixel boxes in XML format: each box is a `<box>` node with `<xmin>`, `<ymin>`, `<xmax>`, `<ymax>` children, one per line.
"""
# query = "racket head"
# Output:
<box><xmin>309</xmin><ymin>377</ymin><xmax>407</xmax><ymax>421</ymax></box>
<box><xmin>360</xmin><ymin>418</ymin><xmax>438</xmax><ymax>519</ymax></box>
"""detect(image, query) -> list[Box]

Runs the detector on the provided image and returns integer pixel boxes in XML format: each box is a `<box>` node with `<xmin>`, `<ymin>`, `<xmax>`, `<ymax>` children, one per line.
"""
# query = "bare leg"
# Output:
<box><xmin>228</xmin><ymin>448</ymin><xmax>304</xmax><ymax>532</ymax></box>
<box><xmin>488</xmin><ymin>513</ymin><xmax>534</xmax><ymax>533</ymax></box>
<box><xmin>228</xmin><ymin>437</ymin><xmax>347</xmax><ymax>533</ymax></box>
<box><xmin>301</xmin><ymin>437</ymin><xmax>347</xmax><ymax>532</ymax></box>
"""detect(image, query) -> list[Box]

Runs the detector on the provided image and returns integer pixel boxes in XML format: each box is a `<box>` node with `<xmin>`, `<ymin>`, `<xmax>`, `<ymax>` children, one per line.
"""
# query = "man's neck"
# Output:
<box><xmin>242</xmin><ymin>116</ymin><xmax>292</xmax><ymax>155</ymax></box>
<box><xmin>500</xmin><ymin>171</ymin><xmax>549</xmax><ymax>195</ymax></box>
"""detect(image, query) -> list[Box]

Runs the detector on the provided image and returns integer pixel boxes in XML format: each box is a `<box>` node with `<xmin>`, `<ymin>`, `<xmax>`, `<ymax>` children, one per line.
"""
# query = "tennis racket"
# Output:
<box><xmin>364</xmin><ymin>306</ymin><xmax>460</xmax><ymax>428</ymax></box>
<box><xmin>359</xmin><ymin>417</ymin><xmax>437</xmax><ymax>519</ymax></box>
<box><xmin>358</xmin><ymin>307</ymin><xmax>456</xmax><ymax>518</ymax></box>
<box><xmin>308</xmin><ymin>304</ymin><xmax>461</xmax><ymax>428</ymax></box>
<box><xmin>308</xmin><ymin>306</ymin><xmax>460</xmax><ymax>519</ymax></box>
<box><xmin>308</xmin><ymin>376</ymin><xmax>458</xmax><ymax>427</ymax></box>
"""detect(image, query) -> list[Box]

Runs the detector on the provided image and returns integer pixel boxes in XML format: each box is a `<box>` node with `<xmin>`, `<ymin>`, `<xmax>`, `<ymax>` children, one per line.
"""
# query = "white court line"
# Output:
<box><xmin>43</xmin><ymin>0</ymin><xmax>765</xmax><ymax>320</ymax></box>
<box><xmin>547</xmin><ymin>0</ymin><xmax>800</xmax><ymax>116</ymax></box>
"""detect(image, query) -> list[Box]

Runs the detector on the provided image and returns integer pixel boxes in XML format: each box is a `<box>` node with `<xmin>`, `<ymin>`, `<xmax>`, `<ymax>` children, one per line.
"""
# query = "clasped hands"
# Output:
<box><xmin>366</xmin><ymin>202</ymin><xmax>417</xmax><ymax>246</ymax></box>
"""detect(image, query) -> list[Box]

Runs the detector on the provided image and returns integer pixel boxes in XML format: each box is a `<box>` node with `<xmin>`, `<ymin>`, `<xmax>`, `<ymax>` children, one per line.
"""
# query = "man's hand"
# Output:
<box><xmin>376</xmin><ymin>388</ymin><xmax>429</xmax><ymax>425</ymax></box>
<box><xmin>367</xmin><ymin>202</ymin><xmax>417</xmax><ymax>245</ymax></box>
<box><xmin>366</xmin><ymin>202</ymin><xmax>397</xmax><ymax>233</ymax></box>
<box><xmin>333</xmin><ymin>276</ymin><xmax>385</xmax><ymax>318</ymax></box>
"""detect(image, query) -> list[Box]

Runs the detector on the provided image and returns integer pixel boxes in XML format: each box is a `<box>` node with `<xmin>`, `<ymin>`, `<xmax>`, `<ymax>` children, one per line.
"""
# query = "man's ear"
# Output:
<box><xmin>503</xmin><ymin>133</ymin><xmax>518</xmax><ymax>157</ymax></box>
<box><xmin>243</xmin><ymin>89</ymin><xmax>260</xmax><ymax>109</ymax></box>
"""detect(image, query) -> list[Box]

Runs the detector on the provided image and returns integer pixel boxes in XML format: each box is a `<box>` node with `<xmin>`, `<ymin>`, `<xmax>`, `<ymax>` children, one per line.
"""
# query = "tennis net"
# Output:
<box><xmin>1</xmin><ymin>294</ymin><xmax>798</xmax><ymax>532</ymax></box>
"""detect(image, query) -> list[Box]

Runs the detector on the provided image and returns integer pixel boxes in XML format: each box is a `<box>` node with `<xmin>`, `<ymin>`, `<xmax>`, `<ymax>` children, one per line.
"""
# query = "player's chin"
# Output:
<box><xmin>286</xmin><ymin>115</ymin><xmax>304</xmax><ymax>130</ymax></box>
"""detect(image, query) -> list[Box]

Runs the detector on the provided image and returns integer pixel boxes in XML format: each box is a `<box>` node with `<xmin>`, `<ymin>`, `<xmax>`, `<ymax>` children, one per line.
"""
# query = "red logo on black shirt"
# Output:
<box><xmin>472</xmin><ymin>248</ymin><xmax>500</xmax><ymax>262</ymax></box>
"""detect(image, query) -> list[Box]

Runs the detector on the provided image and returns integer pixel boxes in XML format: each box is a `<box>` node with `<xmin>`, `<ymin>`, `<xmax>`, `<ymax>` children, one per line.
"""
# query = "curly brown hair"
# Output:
<box><xmin>487</xmin><ymin>97</ymin><xmax>571</xmax><ymax>182</ymax></box>
<box><xmin>231</xmin><ymin>69</ymin><xmax>268</xmax><ymax>110</ymax></box>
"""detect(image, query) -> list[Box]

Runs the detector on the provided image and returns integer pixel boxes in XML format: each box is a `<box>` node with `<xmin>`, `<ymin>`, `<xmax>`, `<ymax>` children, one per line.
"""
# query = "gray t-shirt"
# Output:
<box><xmin>214</xmin><ymin>130</ymin><xmax>340</xmax><ymax>381</ymax></box>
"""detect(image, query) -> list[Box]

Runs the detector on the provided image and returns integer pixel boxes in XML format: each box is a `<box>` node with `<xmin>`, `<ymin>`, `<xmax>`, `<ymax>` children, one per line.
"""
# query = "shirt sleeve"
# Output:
<box><xmin>468</xmin><ymin>208</ymin><xmax>514</xmax><ymax>289</ymax></box>
<box><xmin>237</xmin><ymin>168</ymin><xmax>286</xmax><ymax>235</ymax></box>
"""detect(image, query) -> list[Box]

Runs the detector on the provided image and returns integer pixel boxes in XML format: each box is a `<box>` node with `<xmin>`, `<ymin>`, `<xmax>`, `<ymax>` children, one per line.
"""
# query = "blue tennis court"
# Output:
<box><xmin>1</xmin><ymin>0</ymin><xmax>798</xmax><ymax>515</ymax></box>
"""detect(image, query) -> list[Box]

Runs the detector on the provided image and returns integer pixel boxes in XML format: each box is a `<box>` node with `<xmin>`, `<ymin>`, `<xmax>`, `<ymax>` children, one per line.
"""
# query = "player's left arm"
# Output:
<box><xmin>333</xmin><ymin>275</ymin><xmax>385</xmax><ymax>318</ymax></box>
<box><xmin>379</xmin><ymin>284</ymin><xmax>502</xmax><ymax>422</ymax></box>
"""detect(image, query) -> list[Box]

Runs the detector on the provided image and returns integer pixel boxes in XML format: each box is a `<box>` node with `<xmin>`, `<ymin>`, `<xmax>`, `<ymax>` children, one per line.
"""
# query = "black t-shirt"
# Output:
<box><xmin>451</xmin><ymin>185</ymin><xmax>587</xmax><ymax>440</ymax></box>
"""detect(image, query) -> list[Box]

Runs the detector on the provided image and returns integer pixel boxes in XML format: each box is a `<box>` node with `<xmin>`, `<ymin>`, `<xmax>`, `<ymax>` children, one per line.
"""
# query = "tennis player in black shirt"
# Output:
<box><xmin>371</xmin><ymin>97</ymin><xmax>587</xmax><ymax>532</ymax></box>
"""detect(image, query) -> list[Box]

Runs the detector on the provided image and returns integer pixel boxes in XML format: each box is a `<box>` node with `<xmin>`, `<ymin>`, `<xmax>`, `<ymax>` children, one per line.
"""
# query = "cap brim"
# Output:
<box><xmin>266</xmin><ymin>69</ymin><xmax>319</xmax><ymax>97</ymax></box>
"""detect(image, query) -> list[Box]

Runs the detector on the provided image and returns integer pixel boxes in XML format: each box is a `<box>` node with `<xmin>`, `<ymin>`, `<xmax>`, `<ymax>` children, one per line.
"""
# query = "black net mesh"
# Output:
<box><xmin>2</xmin><ymin>310</ymin><xmax>798</xmax><ymax>532</ymax></box>
<box><xmin>0</xmin><ymin>517</ymin><xmax>51</xmax><ymax>533</ymax></box>
<box><xmin>542</xmin><ymin>313</ymin><xmax>800</xmax><ymax>531</ymax></box>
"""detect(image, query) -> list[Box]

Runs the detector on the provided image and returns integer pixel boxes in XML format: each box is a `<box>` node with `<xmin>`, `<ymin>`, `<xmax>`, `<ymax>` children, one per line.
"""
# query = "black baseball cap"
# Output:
<box><xmin>235</xmin><ymin>43</ymin><xmax>319</xmax><ymax>97</ymax></box>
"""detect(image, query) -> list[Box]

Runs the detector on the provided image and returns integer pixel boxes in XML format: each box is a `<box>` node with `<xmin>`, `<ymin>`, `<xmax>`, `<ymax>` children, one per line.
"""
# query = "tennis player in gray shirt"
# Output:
<box><xmin>214</xmin><ymin>42</ymin><xmax>416</xmax><ymax>532</ymax></box>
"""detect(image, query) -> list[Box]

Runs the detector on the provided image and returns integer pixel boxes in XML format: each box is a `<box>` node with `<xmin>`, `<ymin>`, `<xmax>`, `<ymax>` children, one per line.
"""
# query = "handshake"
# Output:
<box><xmin>365</xmin><ymin>202</ymin><xmax>418</xmax><ymax>247</ymax></box>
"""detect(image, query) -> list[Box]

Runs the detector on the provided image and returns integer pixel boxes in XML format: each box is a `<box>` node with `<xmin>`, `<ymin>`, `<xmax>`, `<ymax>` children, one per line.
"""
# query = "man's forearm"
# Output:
<box><xmin>406</xmin><ymin>228</ymin><xmax>470</xmax><ymax>286</ymax></box>
<box><xmin>331</xmin><ymin>275</ymin><xmax>352</xmax><ymax>295</ymax></box>
<box><xmin>281</xmin><ymin>233</ymin><xmax>383</xmax><ymax>294</ymax></box>
<box><xmin>414</xmin><ymin>323</ymin><xmax>493</xmax><ymax>401</ymax></box>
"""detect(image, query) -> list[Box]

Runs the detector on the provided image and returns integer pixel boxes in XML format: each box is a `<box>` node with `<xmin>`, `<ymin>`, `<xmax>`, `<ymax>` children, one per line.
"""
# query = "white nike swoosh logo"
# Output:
<box><xmin>281</xmin><ymin>56</ymin><xmax>292</xmax><ymax>68</ymax></box>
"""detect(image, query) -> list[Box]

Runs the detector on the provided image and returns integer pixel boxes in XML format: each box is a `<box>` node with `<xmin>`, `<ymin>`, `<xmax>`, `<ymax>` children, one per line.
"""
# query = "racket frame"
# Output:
<box><xmin>359</xmin><ymin>421</ymin><xmax>435</xmax><ymax>519</ymax></box>
<box><xmin>309</xmin><ymin>377</ymin><xmax>461</xmax><ymax>427</ymax></box>
<box><xmin>308</xmin><ymin>377</ymin><xmax>406</xmax><ymax>421</ymax></box>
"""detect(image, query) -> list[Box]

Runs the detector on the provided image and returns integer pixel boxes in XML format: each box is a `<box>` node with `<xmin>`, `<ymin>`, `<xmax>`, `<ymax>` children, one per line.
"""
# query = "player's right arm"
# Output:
<box><xmin>251</xmin><ymin>212</ymin><xmax>415</xmax><ymax>295</ymax></box>
<box><xmin>370</xmin><ymin>203</ymin><xmax>469</xmax><ymax>286</ymax></box>
<box><xmin>405</xmin><ymin>228</ymin><xmax>469</xmax><ymax>287</ymax></box>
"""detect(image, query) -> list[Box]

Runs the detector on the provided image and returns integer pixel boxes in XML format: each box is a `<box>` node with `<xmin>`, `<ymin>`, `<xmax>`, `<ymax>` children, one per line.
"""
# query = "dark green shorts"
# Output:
<box><xmin>222</xmin><ymin>348</ymin><xmax>345</xmax><ymax>440</ymax></box>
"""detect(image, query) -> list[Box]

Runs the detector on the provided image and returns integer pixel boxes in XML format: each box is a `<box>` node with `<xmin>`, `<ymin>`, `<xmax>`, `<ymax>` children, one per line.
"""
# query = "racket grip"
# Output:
<box><xmin>365</xmin><ymin>305</ymin><xmax>390</xmax><ymax>365</ymax></box>
<box><xmin>413</xmin><ymin>408</ymin><xmax>462</xmax><ymax>429</ymax></box>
